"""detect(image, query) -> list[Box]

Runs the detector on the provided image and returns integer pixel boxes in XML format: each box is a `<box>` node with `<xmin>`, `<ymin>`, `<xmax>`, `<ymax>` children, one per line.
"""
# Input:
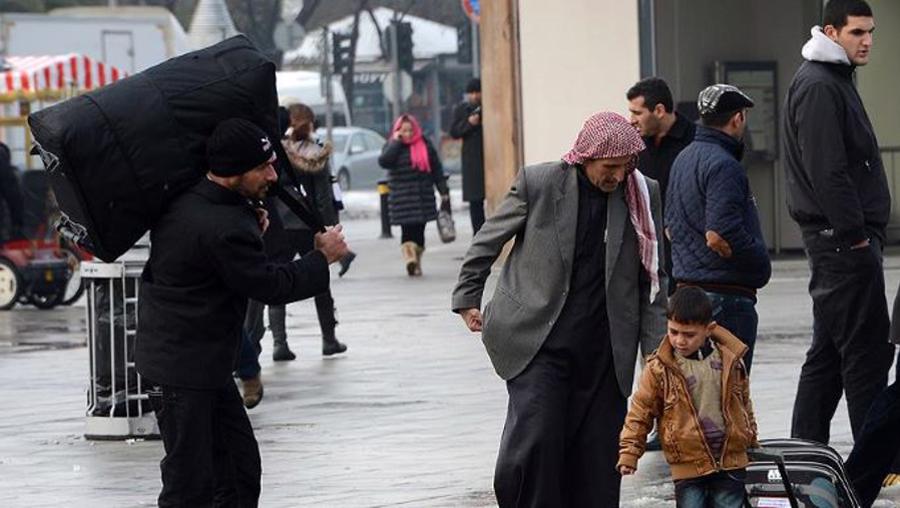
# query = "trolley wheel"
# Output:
<box><xmin>29</xmin><ymin>289</ymin><xmax>63</xmax><ymax>310</ymax></box>
<box><xmin>60</xmin><ymin>246</ymin><xmax>85</xmax><ymax>305</ymax></box>
<box><xmin>0</xmin><ymin>258</ymin><xmax>22</xmax><ymax>310</ymax></box>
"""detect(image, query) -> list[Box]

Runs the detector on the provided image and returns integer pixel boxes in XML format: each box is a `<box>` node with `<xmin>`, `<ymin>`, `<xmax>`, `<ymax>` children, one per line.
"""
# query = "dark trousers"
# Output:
<box><xmin>493</xmin><ymin>331</ymin><xmax>625</xmax><ymax>507</ymax></box>
<box><xmin>791</xmin><ymin>234</ymin><xmax>894</xmax><ymax>443</ymax></box>
<box><xmin>674</xmin><ymin>470</ymin><xmax>747</xmax><ymax>508</ymax></box>
<box><xmin>401</xmin><ymin>223</ymin><xmax>426</xmax><ymax>247</ymax></box>
<box><xmin>148</xmin><ymin>382</ymin><xmax>261</xmax><ymax>508</ymax></box>
<box><xmin>846</xmin><ymin>370</ymin><xmax>900</xmax><ymax>508</ymax></box>
<box><xmin>469</xmin><ymin>200</ymin><xmax>485</xmax><ymax>235</ymax></box>
<box><xmin>706</xmin><ymin>292</ymin><xmax>759</xmax><ymax>373</ymax></box>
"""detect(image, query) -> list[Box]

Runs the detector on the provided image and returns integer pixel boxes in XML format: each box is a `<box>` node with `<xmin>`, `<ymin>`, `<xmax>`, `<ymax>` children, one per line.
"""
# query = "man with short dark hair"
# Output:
<box><xmin>627</xmin><ymin>77</ymin><xmax>696</xmax><ymax>209</ymax></box>
<box><xmin>450</xmin><ymin>78</ymin><xmax>485</xmax><ymax>234</ymax></box>
<box><xmin>136</xmin><ymin>118</ymin><xmax>349</xmax><ymax>507</ymax></box>
<box><xmin>666</xmin><ymin>84</ymin><xmax>771</xmax><ymax>373</ymax></box>
<box><xmin>782</xmin><ymin>0</ymin><xmax>893</xmax><ymax>448</ymax></box>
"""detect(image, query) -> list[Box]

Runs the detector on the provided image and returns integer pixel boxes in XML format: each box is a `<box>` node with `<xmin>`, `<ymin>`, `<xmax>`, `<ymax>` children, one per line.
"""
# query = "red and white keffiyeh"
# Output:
<box><xmin>562</xmin><ymin>111</ymin><xmax>659</xmax><ymax>302</ymax></box>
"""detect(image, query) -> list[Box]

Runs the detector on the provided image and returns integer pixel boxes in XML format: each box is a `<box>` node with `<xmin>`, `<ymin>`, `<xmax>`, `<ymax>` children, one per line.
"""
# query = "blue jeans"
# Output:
<box><xmin>235</xmin><ymin>330</ymin><xmax>261</xmax><ymax>381</ymax></box>
<box><xmin>706</xmin><ymin>292</ymin><xmax>758</xmax><ymax>373</ymax></box>
<box><xmin>675</xmin><ymin>470</ymin><xmax>746</xmax><ymax>508</ymax></box>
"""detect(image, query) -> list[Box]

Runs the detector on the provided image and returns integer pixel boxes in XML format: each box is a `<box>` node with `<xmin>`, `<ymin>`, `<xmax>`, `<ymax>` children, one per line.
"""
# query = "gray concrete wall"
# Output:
<box><xmin>653</xmin><ymin>0</ymin><xmax>819</xmax><ymax>250</ymax></box>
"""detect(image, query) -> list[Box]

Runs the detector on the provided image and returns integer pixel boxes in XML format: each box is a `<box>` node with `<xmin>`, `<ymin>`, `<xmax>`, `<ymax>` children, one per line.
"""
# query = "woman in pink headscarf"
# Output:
<box><xmin>378</xmin><ymin>114</ymin><xmax>450</xmax><ymax>276</ymax></box>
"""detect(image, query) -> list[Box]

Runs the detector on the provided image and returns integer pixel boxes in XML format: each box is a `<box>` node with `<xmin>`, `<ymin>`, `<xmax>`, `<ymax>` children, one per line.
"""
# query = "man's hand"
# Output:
<box><xmin>468</xmin><ymin>113</ymin><xmax>481</xmax><ymax>126</ymax></box>
<box><xmin>459</xmin><ymin>308</ymin><xmax>483</xmax><ymax>332</ymax></box>
<box><xmin>705</xmin><ymin>230</ymin><xmax>732</xmax><ymax>258</ymax></box>
<box><xmin>315</xmin><ymin>224</ymin><xmax>349</xmax><ymax>264</ymax></box>
<box><xmin>850</xmin><ymin>238</ymin><xmax>871</xmax><ymax>250</ymax></box>
<box><xmin>618</xmin><ymin>465</ymin><xmax>636</xmax><ymax>476</ymax></box>
<box><xmin>255</xmin><ymin>207</ymin><xmax>269</xmax><ymax>234</ymax></box>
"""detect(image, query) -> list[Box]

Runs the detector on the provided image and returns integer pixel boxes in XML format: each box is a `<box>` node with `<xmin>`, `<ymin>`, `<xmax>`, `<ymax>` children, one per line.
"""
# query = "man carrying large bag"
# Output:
<box><xmin>139</xmin><ymin>119</ymin><xmax>347</xmax><ymax>506</ymax></box>
<box><xmin>28</xmin><ymin>36</ymin><xmax>345</xmax><ymax>507</ymax></box>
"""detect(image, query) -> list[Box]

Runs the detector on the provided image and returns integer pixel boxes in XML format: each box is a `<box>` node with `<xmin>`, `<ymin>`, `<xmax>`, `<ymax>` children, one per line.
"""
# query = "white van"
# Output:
<box><xmin>276</xmin><ymin>71</ymin><xmax>352</xmax><ymax>127</ymax></box>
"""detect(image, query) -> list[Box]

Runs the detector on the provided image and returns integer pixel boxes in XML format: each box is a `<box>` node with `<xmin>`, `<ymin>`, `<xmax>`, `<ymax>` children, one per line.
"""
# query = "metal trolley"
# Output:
<box><xmin>82</xmin><ymin>254</ymin><xmax>159</xmax><ymax>440</ymax></box>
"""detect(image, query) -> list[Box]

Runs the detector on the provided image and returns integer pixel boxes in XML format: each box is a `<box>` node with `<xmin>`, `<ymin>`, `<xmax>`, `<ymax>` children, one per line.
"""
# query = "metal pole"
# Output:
<box><xmin>471</xmin><ymin>19</ymin><xmax>480</xmax><ymax>78</ymax></box>
<box><xmin>390</xmin><ymin>21</ymin><xmax>402</xmax><ymax>119</ymax></box>
<box><xmin>378</xmin><ymin>180</ymin><xmax>392</xmax><ymax>238</ymax></box>
<box><xmin>322</xmin><ymin>30</ymin><xmax>335</xmax><ymax>142</ymax></box>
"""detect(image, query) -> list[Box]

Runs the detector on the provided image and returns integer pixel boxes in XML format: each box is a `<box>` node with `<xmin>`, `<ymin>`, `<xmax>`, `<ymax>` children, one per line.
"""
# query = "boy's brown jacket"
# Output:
<box><xmin>618</xmin><ymin>326</ymin><xmax>759</xmax><ymax>480</ymax></box>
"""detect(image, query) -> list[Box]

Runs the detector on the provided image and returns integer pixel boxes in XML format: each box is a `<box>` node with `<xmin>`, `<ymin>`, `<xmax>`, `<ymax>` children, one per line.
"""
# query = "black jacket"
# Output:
<box><xmin>378</xmin><ymin>139</ymin><xmax>449</xmax><ymax>226</ymax></box>
<box><xmin>638</xmin><ymin>112</ymin><xmax>696</xmax><ymax>207</ymax></box>
<box><xmin>449</xmin><ymin>101</ymin><xmax>485</xmax><ymax>202</ymax></box>
<box><xmin>135</xmin><ymin>179</ymin><xmax>330</xmax><ymax>389</ymax></box>
<box><xmin>782</xmin><ymin>59</ymin><xmax>889</xmax><ymax>245</ymax></box>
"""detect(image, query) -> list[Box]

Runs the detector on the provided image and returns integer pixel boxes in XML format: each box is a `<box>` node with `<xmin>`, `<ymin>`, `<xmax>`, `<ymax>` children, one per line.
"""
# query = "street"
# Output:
<box><xmin>2</xmin><ymin>207</ymin><xmax>900</xmax><ymax>507</ymax></box>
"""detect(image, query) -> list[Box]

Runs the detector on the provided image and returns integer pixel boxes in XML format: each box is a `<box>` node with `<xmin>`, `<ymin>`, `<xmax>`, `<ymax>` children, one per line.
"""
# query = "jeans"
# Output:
<box><xmin>675</xmin><ymin>470</ymin><xmax>746</xmax><ymax>508</ymax></box>
<box><xmin>235</xmin><ymin>330</ymin><xmax>260</xmax><ymax>381</ymax></box>
<box><xmin>705</xmin><ymin>292</ymin><xmax>759</xmax><ymax>373</ymax></box>
<box><xmin>791</xmin><ymin>233</ymin><xmax>893</xmax><ymax>443</ymax></box>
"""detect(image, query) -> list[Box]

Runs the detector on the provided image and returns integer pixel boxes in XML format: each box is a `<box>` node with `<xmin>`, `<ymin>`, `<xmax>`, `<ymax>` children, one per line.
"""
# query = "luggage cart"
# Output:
<box><xmin>82</xmin><ymin>256</ymin><xmax>158</xmax><ymax>440</ymax></box>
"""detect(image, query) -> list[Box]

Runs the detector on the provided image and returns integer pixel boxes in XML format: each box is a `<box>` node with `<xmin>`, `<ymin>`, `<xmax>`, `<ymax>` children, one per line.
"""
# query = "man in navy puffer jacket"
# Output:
<box><xmin>665</xmin><ymin>84</ymin><xmax>771</xmax><ymax>372</ymax></box>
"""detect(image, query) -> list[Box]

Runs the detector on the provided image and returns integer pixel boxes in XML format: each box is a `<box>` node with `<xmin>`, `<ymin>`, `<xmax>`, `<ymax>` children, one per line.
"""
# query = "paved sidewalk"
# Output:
<box><xmin>2</xmin><ymin>215</ymin><xmax>900</xmax><ymax>506</ymax></box>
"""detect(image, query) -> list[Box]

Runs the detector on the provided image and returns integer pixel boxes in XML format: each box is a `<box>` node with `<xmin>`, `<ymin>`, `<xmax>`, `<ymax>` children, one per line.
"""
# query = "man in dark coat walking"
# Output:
<box><xmin>450</xmin><ymin>78</ymin><xmax>485</xmax><ymax>234</ymax></box>
<box><xmin>782</xmin><ymin>0</ymin><xmax>893</xmax><ymax>450</ymax></box>
<box><xmin>135</xmin><ymin>118</ymin><xmax>348</xmax><ymax>507</ymax></box>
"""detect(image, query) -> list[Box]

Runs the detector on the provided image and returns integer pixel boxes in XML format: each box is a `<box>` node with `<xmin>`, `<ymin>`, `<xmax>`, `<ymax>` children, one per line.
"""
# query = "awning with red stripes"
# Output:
<box><xmin>0</xmin><ymin>54</ymin><xmax>128</xmax><ymax>102</ymax></box>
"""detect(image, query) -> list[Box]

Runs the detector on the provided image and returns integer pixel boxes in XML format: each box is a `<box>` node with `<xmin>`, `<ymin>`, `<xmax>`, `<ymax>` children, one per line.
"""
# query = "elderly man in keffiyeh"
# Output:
<box><xmin>452</xmin><ymin>111</ymin><xmax>668</xmax><ymax>507</ymax></box>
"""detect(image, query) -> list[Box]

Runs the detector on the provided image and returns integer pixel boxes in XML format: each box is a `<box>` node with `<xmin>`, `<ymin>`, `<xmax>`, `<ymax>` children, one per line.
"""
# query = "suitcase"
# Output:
<box><xmin>28</xmin><ymin>35</ymin><xmax>280</xmax><ymax>262</ymax></box>
<box><xmin>745</xmin><ymin>439</ymin><xmax>861</xmax><ymax>508</ymax></box>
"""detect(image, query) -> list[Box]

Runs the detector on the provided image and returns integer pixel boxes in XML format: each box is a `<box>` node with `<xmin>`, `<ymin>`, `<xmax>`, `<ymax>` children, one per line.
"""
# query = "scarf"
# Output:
<box><xmin>392</xmin><ymin>114</ymin><xmax>431</xmax><ymax>173</ymax></box>
<box><xmin>562</xmin><ymin>111</ymin><xmax>659</xmax><ymax>302</ymax></box>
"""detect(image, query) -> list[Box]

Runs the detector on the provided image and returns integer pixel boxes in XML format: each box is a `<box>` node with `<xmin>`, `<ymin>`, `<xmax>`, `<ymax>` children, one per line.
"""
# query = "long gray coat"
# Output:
<box><xmin>451</xmin><ymin>161</ymin><xmax>668</xmax><ymax>397</ymax></box>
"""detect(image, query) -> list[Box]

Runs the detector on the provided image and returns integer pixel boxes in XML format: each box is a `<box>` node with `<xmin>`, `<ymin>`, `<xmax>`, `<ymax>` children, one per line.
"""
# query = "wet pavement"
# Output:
<box><xmin>2</xmin><ymin>209</ymin><xmax>900</xmax><ymax>507</ymax></box>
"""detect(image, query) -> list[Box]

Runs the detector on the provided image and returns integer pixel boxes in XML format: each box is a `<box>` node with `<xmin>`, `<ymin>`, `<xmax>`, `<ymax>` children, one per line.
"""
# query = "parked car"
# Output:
<box><xmin>316</xmin><ymin>127</ymin><xmax>386</xmax><ymax>192</ymax></box>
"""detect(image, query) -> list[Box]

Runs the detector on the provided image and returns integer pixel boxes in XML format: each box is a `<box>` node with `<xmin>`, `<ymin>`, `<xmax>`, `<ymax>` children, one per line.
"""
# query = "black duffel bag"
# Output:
<box><xmin>28</xmin><ymin>35</ymin><xmax>317</xmax><ymax>262</ymax></box>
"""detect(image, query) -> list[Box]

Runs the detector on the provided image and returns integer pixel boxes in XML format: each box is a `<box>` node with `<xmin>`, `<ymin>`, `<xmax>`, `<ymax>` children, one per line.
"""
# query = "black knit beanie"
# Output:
<box><xmin>207</xmin><ymin>118</ymin><xmax>275</xmax><ymax>177</ymax></box>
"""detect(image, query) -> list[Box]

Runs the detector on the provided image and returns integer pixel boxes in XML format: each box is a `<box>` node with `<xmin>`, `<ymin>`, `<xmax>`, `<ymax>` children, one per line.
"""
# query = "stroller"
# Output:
<box><xmin>744</xmin><ymin>438</ymin><xmax>861</xmax><ymax>507</ymax></box>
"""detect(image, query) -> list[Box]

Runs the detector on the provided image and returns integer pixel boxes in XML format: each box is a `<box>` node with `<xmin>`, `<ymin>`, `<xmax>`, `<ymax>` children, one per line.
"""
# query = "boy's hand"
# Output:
<box><xmin>618</xmin><ymin>465</ymin><xmax>636</xmax><ymax>476</ymax></box>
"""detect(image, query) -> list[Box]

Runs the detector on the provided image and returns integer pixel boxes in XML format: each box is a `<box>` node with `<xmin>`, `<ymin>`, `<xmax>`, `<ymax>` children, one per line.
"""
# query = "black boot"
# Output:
<box><xmin>273</xmin><ymin>340</ymin><xmax>296</xmax><ymax>361</ymax></box>
<box><xmin>322</xmin><ymin>328</ymin><xmax>347</xmax><ymax>356</ymax></box>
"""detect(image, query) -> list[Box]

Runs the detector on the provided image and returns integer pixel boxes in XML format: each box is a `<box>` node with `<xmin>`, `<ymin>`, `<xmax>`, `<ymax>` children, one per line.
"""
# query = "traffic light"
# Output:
<box><xmin>331</xmin><ymin>32</ymin><xmax>353</xmax><ymax>75</ymax></box>
<box><xmin>457</xmin><ymin>23</ymin><xmax>472</xmax><ymax>64</ymax></box>
<box><xmin>395</xmin><ymin>21</ymin><xmax>414</xmax><ymax>73</ymax></box>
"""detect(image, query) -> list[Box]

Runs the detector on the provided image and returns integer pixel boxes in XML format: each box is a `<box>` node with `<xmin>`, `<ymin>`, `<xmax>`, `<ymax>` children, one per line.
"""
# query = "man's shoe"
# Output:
<box><xmin>272</xmin><ymin>341</ymin><xmax>296</xmax><ymax>362</ymax></box>
<box><xmin>338</xmin><ymin>251</ymin><xmax>356</xmax><ymax>277</ymax></box>
<box><xmin>241</xmin><ymin>376</ymin><xmax>264</xmax><ymax>409</ymax></box>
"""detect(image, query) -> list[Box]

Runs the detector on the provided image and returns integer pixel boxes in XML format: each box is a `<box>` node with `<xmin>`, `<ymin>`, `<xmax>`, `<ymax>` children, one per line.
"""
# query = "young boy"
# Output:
<box><xmin>618</xmin><ymin>286</ymin><xmax>758</xmax><ymax>507</ymax></box>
